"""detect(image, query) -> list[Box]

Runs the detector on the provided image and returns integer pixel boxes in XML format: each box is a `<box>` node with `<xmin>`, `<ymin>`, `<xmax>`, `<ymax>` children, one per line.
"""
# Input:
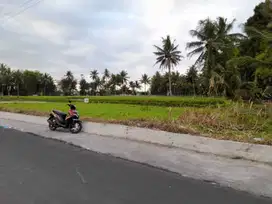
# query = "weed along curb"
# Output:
<box><xmin>1</xmin><ymin>111</ymin><xmax>272</xmax><ymax>164</ymax></box>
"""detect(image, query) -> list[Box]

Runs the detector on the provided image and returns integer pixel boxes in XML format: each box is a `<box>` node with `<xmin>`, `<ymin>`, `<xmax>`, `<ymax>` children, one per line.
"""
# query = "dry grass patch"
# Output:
<box><xmin>178</xmin><ymin>102</ymin><xmax>272</xmax><ymax>144</ymax></box>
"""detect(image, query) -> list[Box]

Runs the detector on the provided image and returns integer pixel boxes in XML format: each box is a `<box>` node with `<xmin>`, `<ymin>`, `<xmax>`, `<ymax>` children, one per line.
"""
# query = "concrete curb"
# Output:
<box><xmin>1</xmin><ymin>111</ymin><xmax>272</xmax><ymax>164</ymax></box>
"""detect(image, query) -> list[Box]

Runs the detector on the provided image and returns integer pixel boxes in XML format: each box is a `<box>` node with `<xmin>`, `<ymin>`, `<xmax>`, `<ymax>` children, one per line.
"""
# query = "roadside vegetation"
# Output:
<box><xmin>0</xmin><ymin>1</ymin><xmax>271</xmax><ymax>144</ymax></box>
<box><xmin>0</xmin><ymin>98</ymin><xmax>271</xmax><ymax>144</ymax></box>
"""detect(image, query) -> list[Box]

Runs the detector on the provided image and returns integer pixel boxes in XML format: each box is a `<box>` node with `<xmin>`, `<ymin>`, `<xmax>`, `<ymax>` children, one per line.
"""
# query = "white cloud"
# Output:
<box><xmin>30</xmin><ymin>20</ymin><xmax>67</xmax><ymax>44</ymax></box>
<box><xmin>62</xmin><ymin>40</ymin><xmax>96</xmax><ymax>57</ymax></box>
<box><xmin>0</xmin><ymin>0</ymin><xmax>264</xmax><ymax>82</ymax></box>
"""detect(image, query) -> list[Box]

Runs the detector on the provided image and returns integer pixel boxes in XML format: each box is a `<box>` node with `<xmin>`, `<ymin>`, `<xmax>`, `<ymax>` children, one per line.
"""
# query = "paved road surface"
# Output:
<box><xmin>0</xmin><ymin>129</ymin><xmax>270</xmax><ymax>204</ymax></box>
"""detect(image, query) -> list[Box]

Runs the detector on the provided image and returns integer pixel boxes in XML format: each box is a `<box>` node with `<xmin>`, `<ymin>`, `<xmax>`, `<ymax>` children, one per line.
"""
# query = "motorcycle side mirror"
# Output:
<box><xmin>68</xmin><ymin>100</ymin><xmax>71</xmax><ymax>103</ymax></box>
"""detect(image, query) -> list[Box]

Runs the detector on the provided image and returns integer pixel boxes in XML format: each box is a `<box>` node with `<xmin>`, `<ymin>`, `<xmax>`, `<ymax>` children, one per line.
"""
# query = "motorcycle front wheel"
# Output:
<box><xmin>69</xmin><ymin>121</ymin><xmax>82</xmax><ymax>134</ymax></box>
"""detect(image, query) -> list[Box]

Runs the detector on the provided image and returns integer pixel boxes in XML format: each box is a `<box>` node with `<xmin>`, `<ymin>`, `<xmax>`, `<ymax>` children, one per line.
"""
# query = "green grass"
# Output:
<box><xmin>0</xmin><ymin>100</ymin><xmax>271</xmax><ymax>145</ymax></box>
<box><xmin>0</xmin><ymin>95</ymin><xmax>229</xmax><ymax>107</ymax></box>
<box><xmin>0</xmin><ymin>102</ymin><xmax>184</xmax><ymax>120</ymax></box>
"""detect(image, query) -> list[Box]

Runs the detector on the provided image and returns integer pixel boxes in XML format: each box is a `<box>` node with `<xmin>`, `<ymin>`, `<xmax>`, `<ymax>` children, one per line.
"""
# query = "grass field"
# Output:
<box><xmin>0</xmin><ymin>102</ymin><xmax>185</xmax><ymax>120</ymax></box>
<box><xmin>0</xmin><ymin>96</ymin><xmax>229</xmax><ymax>107</ymax></box>
<box><xmin>0</xmin><ymin>96</ymin><xmax>271</xmax><ymax>144</ymax></box>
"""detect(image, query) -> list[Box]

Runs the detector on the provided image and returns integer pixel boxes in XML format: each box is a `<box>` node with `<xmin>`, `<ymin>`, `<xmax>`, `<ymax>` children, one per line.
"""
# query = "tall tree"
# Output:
<box><xmin>59</xmin><ymin>71</ymin><xmax>77</xmax><ymax>96</ymax></box>
<box><xmin>79</xmin><ymin>74</ymin><xmax>89</xmax><ymax>95</ymax></box>
<box><xmin>0</xmin><ymin>64</ymin><xmax>12</xmax><ymax>95</ymax></box>
<box><xmin>186</xmin><ymin>66</ymin><xmax>198</xmax><ymax>96</ymax></box>
<box><xmin>103</xmin><ymin>68</ymin><xmax>110</xmax><ymax>79</ymax></box>
<box><xmin>22</xmin><ymin>70</ymin><xmax>41</xmax><ymax>95</ymax></box>
<box><xmin>186</xmin><ymin>17</ymin><xmax>243</xmax><ymax>96</ymax></box>
<box><xmin>129</xmin><ymin>81</ymin><xmax>136</xmax><ymax>95</ymax></box>
<box><xmin>90</xmin><ymin>70</ymin><xmax>100</xmax><ymax>95</ymax></box>
<box><xmin>119</xmin><ymin>70</ymin><xmax>129</xmax><ymax>85</ymax></box>
<box><xmin>108</xmin><ymin>74</ymin><xmax>120</xmax><ymax>95</ymax></box>
<box><xmin>140</xmin><ymin>74</ymin><xmax>150</xmax><ymax>94</ymax></box>
<box><xmin>90</xmin><ymin>70</ymin><xmax>99</xmax><ymax>81</ymax></box>
<box><xmin>135</xmin><ymin>80</ymin><xmax>141</xmax><ymax>91</ymax></box>
<box><xmin>154</xmin><ymin>35</ymin><xmax>183</xmax><ymax>96</ymax></box>
<box><xmin>11</xmin><ymin>70</ymin><xmax>23</xmax><ymax>96</ymax></box>
<box><xmin>40</xmin><ymin>73</ymin><xmax>50</xmax><ymax>95</ymax></box>
<box><xmin>150</xmin><ymin>71</ymin><xmax>164</xmax><ymax>95</ymax></box>
<box><xmin>227</xmin><ymin>0</ymin><xmax>272</xmax><ymax>99</ymax></box>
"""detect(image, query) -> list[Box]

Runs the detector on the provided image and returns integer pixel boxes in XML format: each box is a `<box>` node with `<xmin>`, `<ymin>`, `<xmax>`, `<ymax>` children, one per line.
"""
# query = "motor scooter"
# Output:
<box><xmin>47</xmin><ymin>101</ymin><xmax>82</xmax><ymax>134</ymax></box>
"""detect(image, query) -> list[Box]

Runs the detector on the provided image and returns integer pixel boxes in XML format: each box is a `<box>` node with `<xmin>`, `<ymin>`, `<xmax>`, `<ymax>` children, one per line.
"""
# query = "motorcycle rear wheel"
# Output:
<box><xmin>48</xmin><ymin>119</ymin><xmax>57</xmax><ymax>131</ymax></box>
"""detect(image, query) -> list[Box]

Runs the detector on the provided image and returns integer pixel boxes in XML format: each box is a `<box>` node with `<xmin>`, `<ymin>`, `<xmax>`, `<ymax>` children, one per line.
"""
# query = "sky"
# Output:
<box><xmin>0</xmin><ymin>0</ymin><xmax>264</xmax><ymax>82</ymax></box>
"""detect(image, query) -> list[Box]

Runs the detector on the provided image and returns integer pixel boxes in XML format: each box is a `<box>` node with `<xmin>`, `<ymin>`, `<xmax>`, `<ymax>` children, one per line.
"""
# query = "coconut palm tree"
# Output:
<box><xmin>103</xmin><ymin>68</ymin><xmax>110</xmax><ymax>79</ymax></box>
<box><xmin>0</xmin><ymin>64</ymin><xmax>12</xmax><ymax>95</ymax></box>
<box><xmin>186</xmin><ymin>18</ymin><xmax>217</xmax><ymax>68</ymax></box>
<box><xmin>90</xmin><ymin>70</ymin><xmax>99</xmax><ymax>81</ymax></box>
<box><xmin>140</xmin><ymin>74</ymin><xmax>150</xmax><ymax>93</ymax></box>
<box><xmin>135</xmin><ymin>80</ymin><xmax>141</xmax><ymax>91</ymax></box>
<box><xmin>154</xmin><ymin>35</ymin><xmax>183</xmax><ymax>96</ymax></box>
<box><xmin>59</xmin><ymin>71</ymin><xmax>77</xmax><ymax>95</ymax></box>
<box><xmin>11</xmin><ymin>70</ymin><xmax>23</xmax><ymax>96</ymax></box>
<box><xmin>129</xmin><ymin>81</ymin><xmax>136</xmax><ymax>95</ymax></box>
<box><xmin>119</xmin><ymin>70</ymin><xmax>129</xmax><ymax>85</ymax></box>
<box><xmin>227</xmin><ymin>25</ymin><xmax>272</xmax><ymax>93</ymax></box>
<box><xmin>186</xmin><ymin>17</ymin><xmax>243</xmax><ymax>96</ymax></box>
<box><xmin>108</xmin><ymin>74</ymin><xmax>121</xmax><ymax>94</ymax></box>
<box><xmin>41</xmin><ymin>73</ymin><xmax>51</xmax><ymax>96</ymax></box>
<box><xmin>89</xmin><ymin>70</ymin><xmax>100</xmax><ymax>94</ymax></box>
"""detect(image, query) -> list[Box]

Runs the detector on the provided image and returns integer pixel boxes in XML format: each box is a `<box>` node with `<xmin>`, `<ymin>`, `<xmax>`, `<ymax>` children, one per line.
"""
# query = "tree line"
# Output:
<box><xmin>0</xmin><ymin>65</ymin><xmax>56</xmax><ymax>96</ymax></box>
<box><xmin>153</xmin><ymin>0</ymin><xmax>271</xmax><ymax>100</ymax></box>
<box><xmin>0</xmin><ymin>0</ymin><xmax>271</xmax><ymax>99</ymax></box>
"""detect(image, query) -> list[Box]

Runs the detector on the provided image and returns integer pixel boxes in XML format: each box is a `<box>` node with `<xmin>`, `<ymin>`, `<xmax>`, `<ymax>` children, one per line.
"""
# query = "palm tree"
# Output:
<box><xmin>186</xmin><ymin>18</ymin><xmax>216</xmax><ymax>67</ymax></box>
<box><xmin>135</xmin><ymin>80</ymin><xmax>141</xmax><ymax>91</ymax></box>
<box><xmin>11</xmin><ymin>70</ymin><xmax>23</xmax><ymax>96</ymax></box>
<box><xmin>89</xmin><ymin>70</ymin><xmax>100</xmax><ymax>94</ymax></box>
<box><xmin>41</xmin><ymin>73</ymin><xmax>50</xmax><ymax>96</ymax></box>
<box><xmin>108</xmin><ymin>74</ymin><xmax>120</xmax><ymax>94</ymax></box>
<box><xmin>215</xmin><ymin>17</ymin><xmax>245</xmax><ymax>42</ymax></box>
<box><xmin>186</xmin><ymin>17</ymin><xmax>243</xmax><ymax>96</ymax></box>
<box><xmin>154</xmin><ymin>35</ymin><xmax>183</xmax><ymax>96</ymax></box>
<box><xmin>90</xmin><ymin>70</ymin><xmax>99</xmax><ymax>81</ymax></box>
<box><xmin>59</xmin><ymin>71</ymin><xmax>77</xmax><ymax>95</ymax></box>
<box><xmin>94</xmin><ymin>77</ymin><xmax>102</xmax><ymax>95</ymax></box>
<box><xmin>103</xmin><ymin>68</ymin><xmax>110</xmax><ymax>79</ymax></box>
<box><xmin>186</xmin><ymin>66</ymin><xmax>198</xmax><ymax>96</ymax></box>
<box><xmin>79</xmin><ymin>74</ymin><xmax>89</xmax><ymax>95</ymax></box>
<box><xmin>65</xmin><ymin>71</ymin><xmax>73</xmax><ymax>79</ymax></box>
<box><xmin>119</xmin><ymin>70</ymin><xmax>129</xmax><ymax>85</ymax></box>
<box><xmin>129</xmin><ymin>81</ymin><xmax>136</xmax><ymax>95</ymax></box>
<box><xmin>227</xmin><ymin>25</ymin><xmax>272</xmax><ymax>92</ymax></box>
<box><xmin>102</xmin><ymin>69</ymin><xmax>110</xmax><ymax>91</ymax></box>
<box><xmin>0</xmin><ymin>64</ymin><xmax>12</xmax><ymax>95</ymax></box>
<box><xmin>140</xmin><ymin>74</ymin><xmax>150</xmax><ymax>93</ymax></box>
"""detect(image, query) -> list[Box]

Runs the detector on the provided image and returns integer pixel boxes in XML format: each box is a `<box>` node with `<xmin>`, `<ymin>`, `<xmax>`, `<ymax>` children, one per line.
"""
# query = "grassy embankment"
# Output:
<box><xmin>0</xmin><ymin>96</ymin><xmax>271</xmax><ymax>144</ymax></box>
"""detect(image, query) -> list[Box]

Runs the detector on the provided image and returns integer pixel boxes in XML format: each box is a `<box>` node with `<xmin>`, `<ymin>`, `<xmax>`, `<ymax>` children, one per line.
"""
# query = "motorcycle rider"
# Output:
<box><xmin>65</xmin><ymin>102</ymin><xmax>77</xmax><ymax>126</ymax></box>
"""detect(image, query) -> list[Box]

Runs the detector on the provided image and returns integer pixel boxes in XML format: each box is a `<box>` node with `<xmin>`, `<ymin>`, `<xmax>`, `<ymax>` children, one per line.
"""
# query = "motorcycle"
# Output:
<box><xmin>47</xmin><ymin>101</ymin><xmax>82</xmax><ymax>134</ymax></box>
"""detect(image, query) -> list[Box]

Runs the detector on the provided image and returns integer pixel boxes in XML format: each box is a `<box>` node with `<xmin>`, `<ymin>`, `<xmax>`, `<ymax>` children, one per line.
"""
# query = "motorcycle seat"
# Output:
<box><xmin>53</xmin><ymin>110</ymin><xmax>67</xmax><ymax>118</ymax></box>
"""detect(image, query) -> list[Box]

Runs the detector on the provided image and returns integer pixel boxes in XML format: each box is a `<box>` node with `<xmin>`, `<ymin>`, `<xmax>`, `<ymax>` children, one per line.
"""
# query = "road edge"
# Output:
<box><xmin>1</xmin><ymin>111</ymin><xmax>272</xmax><ymax>164</ymax></box>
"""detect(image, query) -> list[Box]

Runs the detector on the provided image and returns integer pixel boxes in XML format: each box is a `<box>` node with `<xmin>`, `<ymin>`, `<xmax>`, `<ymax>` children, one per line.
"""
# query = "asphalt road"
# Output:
<box><xmin>0</xmin><ymin>129</ymin><xmax>270</xmax><ymax>204</ymax></box>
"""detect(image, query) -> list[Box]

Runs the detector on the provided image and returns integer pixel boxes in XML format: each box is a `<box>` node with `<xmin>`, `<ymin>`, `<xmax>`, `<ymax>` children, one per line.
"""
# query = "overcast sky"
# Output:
<box><xmin>0</xmin><ymin>0</ymin><xmax>263</xmax><ymax>81</ymax></box>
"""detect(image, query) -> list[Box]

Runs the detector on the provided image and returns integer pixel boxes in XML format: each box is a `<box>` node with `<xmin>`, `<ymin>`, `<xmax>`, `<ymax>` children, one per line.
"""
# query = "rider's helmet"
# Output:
<box><xmin>68</xmin><ymin>100</ymin><xmax>76</xmax><ymax>110</ymax></box>
<box><xmin>70</xmin><ymin>104</ymin><xmax>76</xmax><ymax>110</ymax></box>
